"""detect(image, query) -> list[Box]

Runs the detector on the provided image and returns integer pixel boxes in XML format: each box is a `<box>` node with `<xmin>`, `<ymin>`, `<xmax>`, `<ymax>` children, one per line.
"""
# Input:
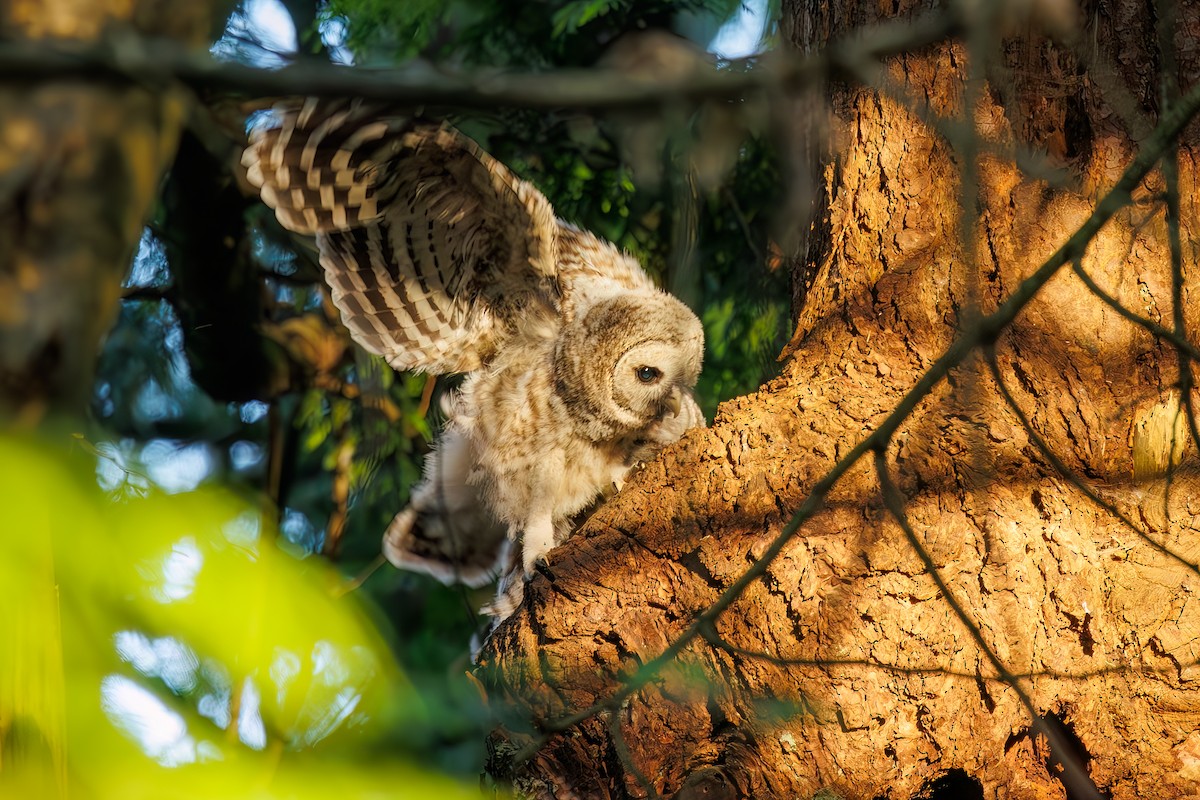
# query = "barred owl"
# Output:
<box><xmin>242</xmin><ymin>99</ymin><xmax>704</xmax><ymax>618</ymax></box>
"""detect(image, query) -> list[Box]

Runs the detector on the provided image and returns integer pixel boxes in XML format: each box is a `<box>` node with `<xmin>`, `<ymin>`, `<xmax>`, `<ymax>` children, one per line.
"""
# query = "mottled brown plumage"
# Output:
<box><xmin>243</xmin><ymin>99</ymin><xmax>705</xmax><ymax>619</ymax></box>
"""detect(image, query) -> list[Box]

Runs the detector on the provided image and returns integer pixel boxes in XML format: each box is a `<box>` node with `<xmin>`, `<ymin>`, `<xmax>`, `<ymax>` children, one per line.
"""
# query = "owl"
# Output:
<box><xmin>242</xmin><ymin>99</ymin><xmax>705</xmax><ymax>617</ymax></box>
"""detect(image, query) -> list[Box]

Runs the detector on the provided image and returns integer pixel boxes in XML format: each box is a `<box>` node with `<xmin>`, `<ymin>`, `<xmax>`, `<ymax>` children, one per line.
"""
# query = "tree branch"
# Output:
<box><xmin>0</xmin><ymin>13</ymin><xmax>958</xmax><ymax>110</ymax></box>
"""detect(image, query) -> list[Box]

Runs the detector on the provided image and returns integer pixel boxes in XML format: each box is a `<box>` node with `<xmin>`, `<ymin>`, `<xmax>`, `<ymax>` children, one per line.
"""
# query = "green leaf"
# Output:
<box><xmin>0</xmin><ymin>434</ymin><xmax>480</xmax><ymax>799</ymax></box>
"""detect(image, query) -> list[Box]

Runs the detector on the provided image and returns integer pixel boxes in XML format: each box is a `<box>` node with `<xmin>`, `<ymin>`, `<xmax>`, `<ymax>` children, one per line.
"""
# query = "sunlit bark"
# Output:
<box><xmin>482</xmin><ymin>2</ymin><xmax>1200</xmax><ymax>798</ymax></box>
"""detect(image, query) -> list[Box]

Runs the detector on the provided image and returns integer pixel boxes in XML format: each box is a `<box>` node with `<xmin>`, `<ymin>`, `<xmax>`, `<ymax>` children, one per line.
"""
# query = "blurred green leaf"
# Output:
<box><xmin>551</xmin><ymin>0</ymin><xmax>622</xmax><ymax>37</ymax></box>
<box><xmin>0</xmin><ymin>434</ymin><xmax>481</xmax><ymax>799</ymax></box>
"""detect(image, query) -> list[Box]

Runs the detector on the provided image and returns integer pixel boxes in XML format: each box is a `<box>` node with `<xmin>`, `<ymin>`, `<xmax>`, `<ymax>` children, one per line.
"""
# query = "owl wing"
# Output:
<box><xmin>242</xmin><ymin>99</ymin><xmax>561</xmax><ymax>374</ymax></box>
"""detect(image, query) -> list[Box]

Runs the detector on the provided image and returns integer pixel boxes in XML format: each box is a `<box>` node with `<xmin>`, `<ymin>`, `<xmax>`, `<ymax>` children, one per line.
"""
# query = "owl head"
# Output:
<box><xmin>555</xmin><ymin>292</ymin><xmax>704</xmax><ymax>440</ymax></box>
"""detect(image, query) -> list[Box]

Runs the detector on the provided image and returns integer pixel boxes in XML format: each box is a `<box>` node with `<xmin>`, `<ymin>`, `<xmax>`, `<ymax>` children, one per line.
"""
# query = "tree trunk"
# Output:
<box><xmin>480</xmin><ymin>2</ymin><xmax>1200</xmax><ymax>798</ymax></box>
<box><xmin>0</xmin><ymin>2</ymin><xmax>220</xmax><ymax>419</ymax></box>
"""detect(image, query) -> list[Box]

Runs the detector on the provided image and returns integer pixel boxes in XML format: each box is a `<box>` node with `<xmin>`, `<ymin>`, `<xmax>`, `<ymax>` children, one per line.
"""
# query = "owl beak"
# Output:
<box><xmin>662</xmin><ymin>386</ymin><xmax>682</xmax><ymax>418</ymax></box>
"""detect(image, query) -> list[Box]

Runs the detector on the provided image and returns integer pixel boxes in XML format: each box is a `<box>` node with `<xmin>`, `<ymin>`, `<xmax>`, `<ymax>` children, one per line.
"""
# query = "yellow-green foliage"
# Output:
<box><xmin>0</xmin><ymin>435</ymin><xmax>480</xmax><ymax>799</ymax></box>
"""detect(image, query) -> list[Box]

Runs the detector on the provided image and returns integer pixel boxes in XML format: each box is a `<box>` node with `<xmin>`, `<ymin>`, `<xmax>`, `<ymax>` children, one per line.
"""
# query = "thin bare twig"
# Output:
<box><xmin>331</xmin><ymin>553</ymin><xmax>387</xmax><ymax>598</ymax></box>
<box><xmin>1155</xmin><ymin>2</ymin><xmax>1200</xmax><ymax>528</ymax></box>
<box><xmin>1071</xmin><ymin>260</ymin><xmax>1200</xmax><ymax>361</ymax></box>
<box><xmin>719</xmin><ymin>184</ymin><xmax>765</xmax><ymax>268</ymax></box>
<box><xmin>702</xmin><ymin>623</ymin><xmax>1200</xmax><ymax>683</ymax></box>
<box><xmin>607</xmin><ymin>710</ymin><xmax>660</xmax><ymax>800</ymax></box>
<box><xmin>415</xmin><ymin>374</ymin><xmax>437</xmax><ymax>419</ymax></box>
<box><xmin>1161</xmin><ymin>137</ymin><xmax>1192</xmax><ymax>519</ymax></box>
<box><xmin>985</xmin><ymin>344</ymin><xmax>1200</xmax><ymax>576</ymax></box>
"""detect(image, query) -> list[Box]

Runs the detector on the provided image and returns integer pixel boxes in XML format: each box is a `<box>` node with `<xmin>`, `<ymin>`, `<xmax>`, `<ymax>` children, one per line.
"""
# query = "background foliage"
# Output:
<box><xmin>41</xmin><ymin>0</ymin><xmax>792</xmax><ymax>790</ymax></box>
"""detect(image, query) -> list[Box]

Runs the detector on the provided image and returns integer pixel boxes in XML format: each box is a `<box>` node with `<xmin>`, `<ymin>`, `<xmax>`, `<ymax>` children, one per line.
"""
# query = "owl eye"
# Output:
<box><xmin>635</xmin><ymin>366</ymin><xmax>662</xmax><ymax>384</ymax></box>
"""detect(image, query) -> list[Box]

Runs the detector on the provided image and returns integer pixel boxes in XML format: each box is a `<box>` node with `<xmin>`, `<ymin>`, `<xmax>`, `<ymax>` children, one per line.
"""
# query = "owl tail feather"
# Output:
<box><xmin>478</xmin><ymin>541</ymin><xmax>524</xmax><ymax>620</ymax></box>
<box><xmin>381</xmin><ymin>504</ymin><xmax>506</xmax><ymax>590</ymax></box>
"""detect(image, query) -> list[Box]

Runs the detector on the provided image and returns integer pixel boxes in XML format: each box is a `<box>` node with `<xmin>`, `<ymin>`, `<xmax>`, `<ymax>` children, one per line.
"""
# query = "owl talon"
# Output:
<box><xmin>522</xmin><ymin>550</ymin><xmax>550</xmax><ymax>578</ymax></box>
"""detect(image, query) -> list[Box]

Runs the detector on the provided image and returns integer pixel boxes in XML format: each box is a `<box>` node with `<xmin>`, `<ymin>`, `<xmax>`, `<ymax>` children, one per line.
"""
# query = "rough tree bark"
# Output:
<box><xmin>0</xmin><ymin>1</ymin><xmax>222</xmax><ymax>419</ymax></box>
<box><xmin>480</xmin><ymin>2</ymin><xmax>1200</xmax><ymax>798</ymax></box>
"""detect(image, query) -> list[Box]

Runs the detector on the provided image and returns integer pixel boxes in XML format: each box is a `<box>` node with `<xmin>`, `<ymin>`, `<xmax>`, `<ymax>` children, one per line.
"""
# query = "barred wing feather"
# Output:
<box><xmin>242</xmin><ymin>99</ymin><xmax>561</xmax><ymax>374</ymax></box>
